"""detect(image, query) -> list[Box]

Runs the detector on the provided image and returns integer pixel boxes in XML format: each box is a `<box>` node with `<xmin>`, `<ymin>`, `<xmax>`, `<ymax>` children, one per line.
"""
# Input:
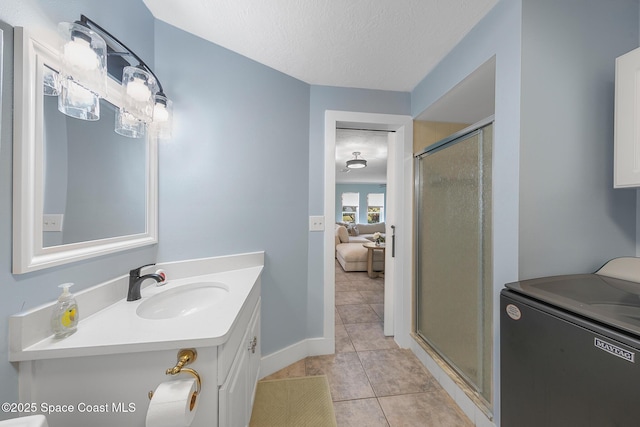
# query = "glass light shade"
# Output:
<box><xmin>346</xmin><ymin>152</ymin><xmax>367</xmax><ymax>169</ymax></box>
<box><xmin>58</xmin><ymin>22</ymin><xmax>107</xmax><ymax>99</ymax></box>
<box><xmin>346</xmin><ymin>159</ymin><xmax>366</xmax><ymax>169</ymax></box>
<box><xmin>43</xmin><ymin>65</ymin><xmax>60</xmax><ymax>96</ymax></box>
<box><xmin>150</xmin><ymin>94</ymin><xmax>173</xmax><ymax>139</ymax></box>
<box><xmin>115</xmin><ymin>108</ymin><xmax>146</xmax><ymax>139</ymax></box>
<box><xmin>121</xmin><ymin>66</ymin><xmax>157</xmax><ymax>123</ymax></box>
<box><xmin>58</xmin><ymin>79</ymin><xmax>100</xmax><ymax>120</ymax></box>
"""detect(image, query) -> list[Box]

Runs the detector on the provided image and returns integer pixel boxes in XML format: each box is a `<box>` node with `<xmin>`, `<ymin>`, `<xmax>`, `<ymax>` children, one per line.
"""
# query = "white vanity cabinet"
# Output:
<box><xmin>615</xmin><ymin>46</ymin><xmax>640</xmax><ymax>187</ymax></box>
<box><xmin>9</xmin><ymin>253</ymin><xmax>264</xmax><ymax>427</ymax></box>
<box><xmin>218</xmin><ymin>298</ymin><xmax>261</xmax><ymax>427</ymax></box>
<box><xmin>13</xmin><ymin>290</ymin><xmax>262</xmax><ymax>427</ymax></box>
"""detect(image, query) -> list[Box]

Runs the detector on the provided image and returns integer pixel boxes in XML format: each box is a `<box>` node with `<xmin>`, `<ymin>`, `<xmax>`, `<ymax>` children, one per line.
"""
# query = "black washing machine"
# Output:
<box><xmin>501</xmin><ymin>257</ymin><xmax>640</xmax><ymax>427</ymax></box>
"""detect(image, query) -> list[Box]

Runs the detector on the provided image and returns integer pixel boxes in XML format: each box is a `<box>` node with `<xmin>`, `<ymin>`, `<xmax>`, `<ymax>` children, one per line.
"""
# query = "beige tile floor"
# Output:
<box><xmin>260</xmin><ymin>262</ymin><xmax>473</xmax><ymax>426</ymax></box>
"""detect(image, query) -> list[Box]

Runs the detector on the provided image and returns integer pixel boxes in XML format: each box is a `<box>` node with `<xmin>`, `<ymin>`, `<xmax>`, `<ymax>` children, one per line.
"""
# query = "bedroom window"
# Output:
<box><xmin>341</xmin><ymin>192</ymin><xmax>359</xmax><ymax>223</ymax></box>
<box><xmin>367</xmin><ymin>193</ymin><xmax>384</xmax><ymax>223</ymax></box>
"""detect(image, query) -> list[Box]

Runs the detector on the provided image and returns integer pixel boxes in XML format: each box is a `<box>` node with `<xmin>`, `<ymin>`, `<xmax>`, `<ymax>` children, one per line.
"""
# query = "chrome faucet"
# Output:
<box><xmin>127</xmin><ymin>263</ymin><xmax>164</xmax><ymax>301</ymax></box>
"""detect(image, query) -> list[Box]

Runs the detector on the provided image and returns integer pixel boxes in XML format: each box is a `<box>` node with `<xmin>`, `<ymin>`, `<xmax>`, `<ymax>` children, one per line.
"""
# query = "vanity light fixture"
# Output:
<box><xmin>346</xmin><ymin>151</ymin><xmax>367</xmax><ymax>169</ymax></box>
<box><xmin>56</xmin><ymin>15</ymin><xmax>173</xmax><ymax>139</ymax></box>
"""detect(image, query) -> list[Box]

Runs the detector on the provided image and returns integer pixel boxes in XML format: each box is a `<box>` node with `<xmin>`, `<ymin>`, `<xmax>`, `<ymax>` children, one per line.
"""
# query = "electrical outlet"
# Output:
<box><xmin>309</xmin><ymin>215</ymin><xmax>325</xmax><ymax>231</ymax></box>
<box><xmin>43</xmin><ymin>214</ymin><xmax>64</xmax><ymax>232</ymax></box>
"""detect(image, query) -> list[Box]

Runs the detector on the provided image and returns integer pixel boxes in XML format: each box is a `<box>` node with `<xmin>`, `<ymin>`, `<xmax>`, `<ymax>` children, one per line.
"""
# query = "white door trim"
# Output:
<box><xmin>324</xmin><ymin>110</ymin><xmax>413</xmax><ymax>348</ymax></box>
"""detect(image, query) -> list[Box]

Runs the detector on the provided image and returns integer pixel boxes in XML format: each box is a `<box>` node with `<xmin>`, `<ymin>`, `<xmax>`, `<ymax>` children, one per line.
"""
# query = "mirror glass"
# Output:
<box><xmin>42</xmin><ymin>94</ymin><xmax>147</xmax><ymax>247</ymax></box>
<box><xmin>13</xmin><ymin>28</ymin><xmax>157</xmax><ymax>274</ymax></box>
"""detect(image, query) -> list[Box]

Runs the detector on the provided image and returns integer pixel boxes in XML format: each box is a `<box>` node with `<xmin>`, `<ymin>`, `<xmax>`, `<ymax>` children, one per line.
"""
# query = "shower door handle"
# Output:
<box><xmin>390</xmin><ymin>225</ymin><xmax>396</xmax><ymax>257</ymax></box>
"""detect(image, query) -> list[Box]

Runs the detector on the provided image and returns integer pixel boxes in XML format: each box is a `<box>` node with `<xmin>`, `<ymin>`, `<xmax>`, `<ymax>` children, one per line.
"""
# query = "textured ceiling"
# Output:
<box><xmin>143</xmin><ymin>0</ymin><xmax>498</xmax><ymax>92</ymax></box>
<box><xmin>143</xmin><ymin>1</ymin><xmax>499</xmax><ymax>185</ymax></box>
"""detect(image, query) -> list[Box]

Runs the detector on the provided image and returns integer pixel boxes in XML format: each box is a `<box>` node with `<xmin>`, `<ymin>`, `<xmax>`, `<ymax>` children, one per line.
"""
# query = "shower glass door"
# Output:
<box><xmin>415</xmin><ymin>121</ymin><xmax>493</xmax><ymax>406</ymax></box>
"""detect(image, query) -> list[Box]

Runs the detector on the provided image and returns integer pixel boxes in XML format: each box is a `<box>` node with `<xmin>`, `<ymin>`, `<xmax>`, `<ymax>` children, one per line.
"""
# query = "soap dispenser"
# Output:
<box><xmin>51</xmin><ymin>283</ymin><xmax>79</xmax><ymax>338</ymax></box>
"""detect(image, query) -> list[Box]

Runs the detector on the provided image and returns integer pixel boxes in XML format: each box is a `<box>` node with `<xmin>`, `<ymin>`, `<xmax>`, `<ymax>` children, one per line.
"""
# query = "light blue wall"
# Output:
<box><xmin>518</xmin><ymin>0</ymin><xmax>638</xmax><ymax>278</ymax></box>
<box><xmin>307</xmin><ymin>86</ymin><xmax>410</xmax><ymax>337</ymax></box>
<box><xmin>153</xmin><ymin>20</ymin><xmax>310</xmax><ymax>356</ymax></box>
<box><xmin>335</xmin><ymin>184</ymin><xmax>387</xmax><ymax>224</ymax></box>
<box><xmin>0</xmin><ymin>1</ymin><xmax>157</xmax><ymax>415</ymax></box>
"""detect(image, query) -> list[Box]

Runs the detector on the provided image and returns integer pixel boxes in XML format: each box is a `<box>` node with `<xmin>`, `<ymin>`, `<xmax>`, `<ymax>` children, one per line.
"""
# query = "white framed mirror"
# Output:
<box><xmin>12</xmin><ymin>27</ymin><xmax>158</xmax><ymax>274</ymax></box>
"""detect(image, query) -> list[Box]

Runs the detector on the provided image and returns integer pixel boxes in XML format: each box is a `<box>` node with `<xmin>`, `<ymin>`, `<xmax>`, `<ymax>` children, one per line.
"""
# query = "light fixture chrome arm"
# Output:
<box><xmin>79</xmin><ymin>15</ymin><xmax>166</xmax><ymax>95</ymax></box>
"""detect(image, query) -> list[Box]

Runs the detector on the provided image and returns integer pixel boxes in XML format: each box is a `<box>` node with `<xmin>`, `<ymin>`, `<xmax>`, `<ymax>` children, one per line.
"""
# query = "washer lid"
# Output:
<box><xmin>596</xmin><ymin>257</ymin><xmax>640</xmax><ymax>283</ymax></box>
<box><xmin>505</xmin><ymin>273</ymin><xmax>640</xmax><ymax>336</ymax></box>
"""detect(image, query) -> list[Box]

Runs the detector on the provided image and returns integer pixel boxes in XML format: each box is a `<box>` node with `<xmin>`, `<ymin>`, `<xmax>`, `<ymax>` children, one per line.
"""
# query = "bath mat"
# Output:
<box><xmin>249</xmin><ymin>375</ymin><xmax>337</xmax><ymax>427</ymax></box>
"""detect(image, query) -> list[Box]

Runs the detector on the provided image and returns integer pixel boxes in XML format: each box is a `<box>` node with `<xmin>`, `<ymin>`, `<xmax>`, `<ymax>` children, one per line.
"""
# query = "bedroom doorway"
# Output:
<box><xmin>324</xmin><ymin>111</ymin><xmax>413</xmax><ymax>349</ymax></box>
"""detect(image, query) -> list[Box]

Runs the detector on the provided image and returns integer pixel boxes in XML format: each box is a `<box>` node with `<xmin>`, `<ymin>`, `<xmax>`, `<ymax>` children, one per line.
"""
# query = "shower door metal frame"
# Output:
<box><xmin>413</xmin><ymin>115</ymin><xmax>494</xmax><ymax>404</ymax></box>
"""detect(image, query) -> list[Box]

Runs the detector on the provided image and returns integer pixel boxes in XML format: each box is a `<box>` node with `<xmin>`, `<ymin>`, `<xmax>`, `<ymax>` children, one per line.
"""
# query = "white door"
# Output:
<box><xmin>383</xmin><ymin>131</ymin><xmax>396</xmax><ymax>335</ymax></box>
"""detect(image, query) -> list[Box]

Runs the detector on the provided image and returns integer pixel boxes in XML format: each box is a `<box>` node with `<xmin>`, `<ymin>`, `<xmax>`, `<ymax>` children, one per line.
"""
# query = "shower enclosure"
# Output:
<box><xmin>415</xmin><ymin>119</ymin><xmax>493</xmax><ymax>406</ymax></box>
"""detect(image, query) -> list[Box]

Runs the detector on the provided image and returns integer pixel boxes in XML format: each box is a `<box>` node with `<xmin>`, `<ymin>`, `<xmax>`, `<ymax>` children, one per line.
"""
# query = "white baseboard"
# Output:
<box><xmin>260</xmin><ymin>337</ymin><xmax>334</xmax><ymax>379</ymax></box>
<box><xmin>307</xmin><ymin>336</ymin><xmax>334</xmax><ymax>355</ymax></box>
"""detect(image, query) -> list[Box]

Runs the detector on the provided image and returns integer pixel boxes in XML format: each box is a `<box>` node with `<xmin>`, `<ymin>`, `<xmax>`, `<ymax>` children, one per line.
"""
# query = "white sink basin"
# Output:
<box><xmin>137</xmin><ymin>282</ymin><xmax>229</xmax><ymax>320</ymax></box>
<box><xmin>0</xmin><ymin>415</ymin><xmax>48</xmax><ymax>427</ymax></box>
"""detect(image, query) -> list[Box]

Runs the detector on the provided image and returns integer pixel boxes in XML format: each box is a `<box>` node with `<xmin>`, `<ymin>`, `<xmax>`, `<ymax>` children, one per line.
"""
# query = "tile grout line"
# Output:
<box><xmin>353</xmin><ymin>343</ymin><xmax>393</xmax><ymax>426</ymax></box>
<box><xmin>341</xmin><ymin>268</ymin><xmax>392</xmax><ymax>426</ymax></box>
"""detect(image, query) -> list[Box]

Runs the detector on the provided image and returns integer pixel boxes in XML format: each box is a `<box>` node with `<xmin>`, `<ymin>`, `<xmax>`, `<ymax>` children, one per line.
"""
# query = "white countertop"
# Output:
<box><xmin>9</xmin><ymin>253</ymin><xmax>263</xmax><ymax>361</ymax></box>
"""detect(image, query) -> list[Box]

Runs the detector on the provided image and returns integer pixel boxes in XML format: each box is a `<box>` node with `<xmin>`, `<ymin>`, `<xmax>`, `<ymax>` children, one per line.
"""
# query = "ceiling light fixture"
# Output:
<box><xmin>346</xmin><ymin>152</ymin><xmax>367</xmax><ymax>169</ymax></box>
<box><xmin>56</xmin><ymin>15</ymin><xmax>173</xmax><ymax>139</ymax></box>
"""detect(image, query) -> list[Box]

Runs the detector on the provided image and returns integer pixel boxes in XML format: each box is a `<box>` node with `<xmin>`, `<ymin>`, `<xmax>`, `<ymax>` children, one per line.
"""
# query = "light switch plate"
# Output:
<box><xmin>43</xmin><ymin>214</ymin><xmax>64</xmax><ymax>232</ymax></box>
<box><xmin>309</xmin><ymin>215</ymin><xmax>325</xmax><ymax>231</ymax></box>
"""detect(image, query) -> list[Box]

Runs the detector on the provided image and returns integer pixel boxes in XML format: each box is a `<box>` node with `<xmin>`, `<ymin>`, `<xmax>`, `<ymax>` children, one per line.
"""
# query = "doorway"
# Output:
<box><xmin>323</xmin><ymin>111</ymin><xmax>413</xmax><ymax>350</ymax></box>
